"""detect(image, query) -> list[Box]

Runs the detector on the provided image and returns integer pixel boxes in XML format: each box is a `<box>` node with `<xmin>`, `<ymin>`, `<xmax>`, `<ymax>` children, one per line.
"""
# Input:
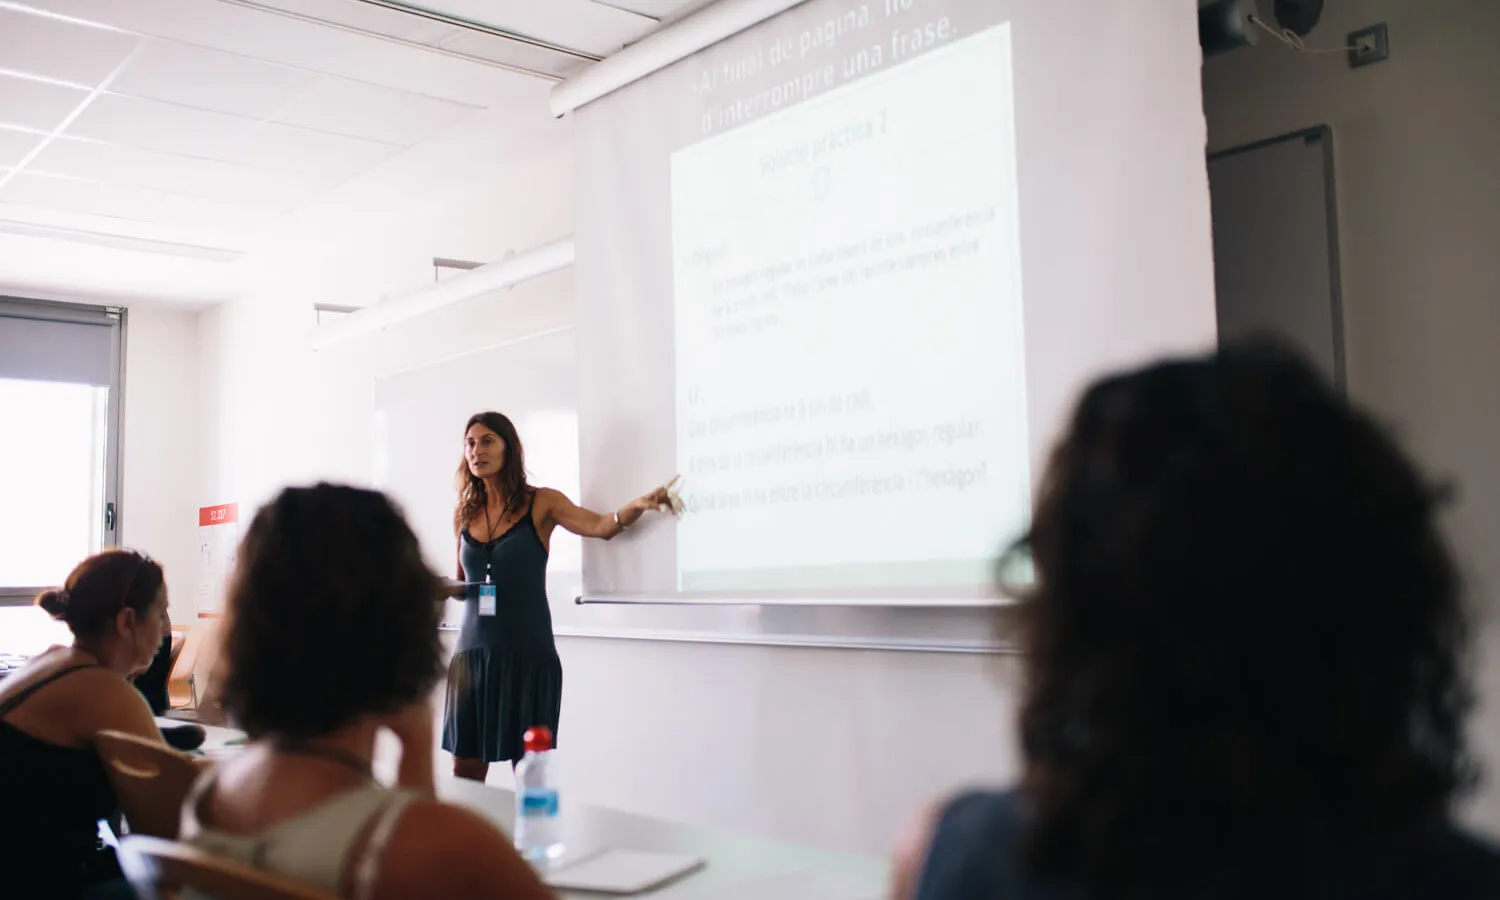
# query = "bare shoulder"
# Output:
<box><xmin>532</xmin><ymin>486</ymin><xmax>570</xmax><ymax>521</ymax></box>
<box><xmin>75</xmin><ymin>670</ymin><xmax>161</xmax><ymax>736</ymax></box>
<box><xmin>16</xmin><ymin>661</ymin><xmax>132</xmax><ymax>713</ymax></box>
<box><xmin>5</xmin><ymin>663</ymin><xmax>157</xmax><ymax>744</ymax></box>
<box><xmin>373</xmin><ymin>800</ymin><xmax>552</xmax><ymax>900</ymax></box>
<box><xmin>534</xmin><ymin>486</ymin><xmax>567</xmax><ymax>508</ymax></box>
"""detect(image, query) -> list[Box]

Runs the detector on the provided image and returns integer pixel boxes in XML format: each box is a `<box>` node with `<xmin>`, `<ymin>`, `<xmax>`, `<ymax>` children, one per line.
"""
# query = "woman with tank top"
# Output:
<box><xmin>181</xmin><ymin>484</ymin><xmax>551</xmax><ymax>899</ymax></box>
<box><xmin>443</xmin><ymin>411</ymin><xmax>678</xmax><ymax>783</ymax></box>
<box><xmin>0</xmin><ymin>550</ymin><xmax>172</xmax><ymax>898</ymax></box>
<box><xmin>892</xmin><ymin>344</ymin><xmax>1500</xmax><ymax>900</ymax></box>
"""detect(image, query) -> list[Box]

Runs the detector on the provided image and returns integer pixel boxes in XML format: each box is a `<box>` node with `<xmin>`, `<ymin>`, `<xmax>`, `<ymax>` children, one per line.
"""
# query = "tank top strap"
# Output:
<box><xmin>0</xmin><ymin>663</ymin><xmax>98</xmax><ymax>718</ymax></box>
<box><xmin>351</xmin><ymin>791</ymin><xmax>419</xmax><ymax>900</ymax></box>
<box><xmin>178</xmin><ymin>765</ymin><xmax>222</xmax><ymax>840</ymax></box>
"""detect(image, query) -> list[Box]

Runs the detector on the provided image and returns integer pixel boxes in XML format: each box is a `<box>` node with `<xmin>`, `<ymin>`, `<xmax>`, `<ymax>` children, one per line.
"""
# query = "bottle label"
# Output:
<box><xmin>520</xmin><ymin>788</ymin><xmax>559</xmax><ymax>817</ymax></box>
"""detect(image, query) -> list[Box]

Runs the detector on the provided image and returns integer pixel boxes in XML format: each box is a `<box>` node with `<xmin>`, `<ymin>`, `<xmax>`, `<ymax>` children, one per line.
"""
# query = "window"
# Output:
<box><xmin>0</xmin><ymin>298</ymin><xmax>123</xmax><ymax>603</ymax></box>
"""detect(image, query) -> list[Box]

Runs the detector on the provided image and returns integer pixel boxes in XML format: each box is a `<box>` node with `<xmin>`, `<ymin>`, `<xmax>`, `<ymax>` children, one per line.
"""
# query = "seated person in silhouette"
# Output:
<box><xmin>0</xmin><ymin>551</ymin><xmax>172</xmax><ymax>898</ymax></box>
<box><xmin>893</xmin><ymin>342</ymin><xmax>1500</xmax><ymax>900</ymax></box>
<box><xmin>131</xmin><ymin>633</ymin><xmax>174</xmax><ymax>716</ymax></box>
<box><xmin>179</xmin><ymin>484</ymin><xmax>552</xmax><ymax>900</ymax></box>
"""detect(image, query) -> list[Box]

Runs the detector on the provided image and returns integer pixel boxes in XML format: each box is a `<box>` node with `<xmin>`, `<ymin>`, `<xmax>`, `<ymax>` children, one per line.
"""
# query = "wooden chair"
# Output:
<box><xmin>95</xmin><ymin>729</ymin><xmax>201</xmax><ymax>839</ymax></box>
<box><xmin>167</xmin><ymin>625</ymin><xmax>201</xmax><ymax>710</ymax></box>
<box><xmin>119</xmin><ymin>834</ymin><xmax>341</xmax><ymax>900</ymax></box>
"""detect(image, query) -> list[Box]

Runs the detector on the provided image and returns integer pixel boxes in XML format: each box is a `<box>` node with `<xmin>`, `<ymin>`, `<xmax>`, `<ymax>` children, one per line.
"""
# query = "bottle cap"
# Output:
<box><xmin>523</xmin><ymin>726</ymin><xmax>554</xmax><ymax>753</ymax></box>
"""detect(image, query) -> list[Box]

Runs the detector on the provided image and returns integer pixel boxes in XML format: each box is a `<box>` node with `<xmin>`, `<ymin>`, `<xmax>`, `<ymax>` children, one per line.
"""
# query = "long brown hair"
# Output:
<box><xmin>454</xmin><ymin>411</ymin><xmax>531</xmax><ymax>535</ymax></box>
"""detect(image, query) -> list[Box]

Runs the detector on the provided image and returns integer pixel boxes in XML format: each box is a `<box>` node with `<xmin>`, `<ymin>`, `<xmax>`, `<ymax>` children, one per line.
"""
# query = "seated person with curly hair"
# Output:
<box><xmin>178</xmin><ymin>484</ymin><xmax>551</xmax><ymax>900</ymax></box>
<box><xmin>894</xmin><ymin>342</ymin><xmax>1500</xmax><ymax>900</ymax></box>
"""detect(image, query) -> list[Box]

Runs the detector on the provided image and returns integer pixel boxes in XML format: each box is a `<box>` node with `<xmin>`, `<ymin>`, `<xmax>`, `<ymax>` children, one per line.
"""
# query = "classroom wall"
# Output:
<box><xmin>191</xmin><ymin>92</ymin><xmax>1024</xmax><ymax>854</ymax></box>
<box><xmin>1202</xmin><ymin>0</ymin><xmax>1500</xmax><ymax>833</ymax></box>
<box><xmin>191</xmin><ymin>0</ymin><xmax>1500</xmax><ymax>853</ymax></box>
<box><xmin>121</xmin><ymin>306</ymin><xmax>200</xmax><ymax>620</ymax></box>
<box><xmin>195</xmin><ymin>102</ymin><xmax>574</xmax><ymax>512</ymax></box>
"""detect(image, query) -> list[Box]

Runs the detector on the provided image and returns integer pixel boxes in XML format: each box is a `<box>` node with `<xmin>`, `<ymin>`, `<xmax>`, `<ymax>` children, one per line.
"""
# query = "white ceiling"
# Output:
<box><xmin>0</xmin><ymin>0</ymin><xmax>704</xmax><ymax>304</ymax></box>
<box><xmin>377</xmin><ymin>0</ymin><xmax>711</xmax><ymax>56</ymax></box>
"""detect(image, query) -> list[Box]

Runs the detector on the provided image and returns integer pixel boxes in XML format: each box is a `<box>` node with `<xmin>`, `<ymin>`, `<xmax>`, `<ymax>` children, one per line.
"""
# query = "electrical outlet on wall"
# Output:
<box><xmin>1348</xmin><ymin>22</ymin><xmax>1390</xmax><ymax>67</ymax></box>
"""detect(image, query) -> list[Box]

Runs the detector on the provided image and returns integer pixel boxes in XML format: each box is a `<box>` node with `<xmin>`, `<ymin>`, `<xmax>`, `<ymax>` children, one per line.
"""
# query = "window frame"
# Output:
<box><xmin>0</xmin><ymin>296</ymin><xmax>125</xmax><ymax>606</ymax></box>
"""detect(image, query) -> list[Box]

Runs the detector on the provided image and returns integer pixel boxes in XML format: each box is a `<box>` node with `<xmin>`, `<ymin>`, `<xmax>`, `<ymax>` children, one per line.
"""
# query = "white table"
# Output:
<box><xmin>438</xmin><ymin>777</ymin><xmax>887</xmax><ymax>900</ymax></box>
<box><xmin>165</xmin><ymin>727</ymin><xmax>882</xmax><ymax>898</ymax></box>
<box><xmin>153</xmin><ymin>717</ymin><xmax>246</xmax><ymax>759</ymax></box>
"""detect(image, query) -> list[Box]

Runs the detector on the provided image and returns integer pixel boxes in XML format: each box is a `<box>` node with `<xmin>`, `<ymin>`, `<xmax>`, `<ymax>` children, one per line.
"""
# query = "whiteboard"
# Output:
<box><xmin>1209</xmin><ymin>126</ymin><xmax>1345</xmax><ymax>386</ymax></box>
<box><xmin>374</xmin><ymin>327</ymin><xmax>581</xmax><ymax>629</ymax></box>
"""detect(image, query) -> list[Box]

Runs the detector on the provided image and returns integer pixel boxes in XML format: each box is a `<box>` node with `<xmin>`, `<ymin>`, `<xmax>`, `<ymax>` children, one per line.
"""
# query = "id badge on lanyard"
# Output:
<box><xmin>479</xmin><ymin>567</ymin><xmax>497</xmax><ymax>616</ymax></box>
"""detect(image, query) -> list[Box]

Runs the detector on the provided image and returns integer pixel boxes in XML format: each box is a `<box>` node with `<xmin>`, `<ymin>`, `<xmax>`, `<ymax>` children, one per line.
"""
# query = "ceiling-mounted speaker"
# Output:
<box><xmin>1199</xmin><ymin>0</ymin><xmax>1258</xmax><ymax>57</ymax></box>
<box><xmin>1274</xmin><ymin>0</ymin><xmax>1325</xmax><ymax>36</ymax></box>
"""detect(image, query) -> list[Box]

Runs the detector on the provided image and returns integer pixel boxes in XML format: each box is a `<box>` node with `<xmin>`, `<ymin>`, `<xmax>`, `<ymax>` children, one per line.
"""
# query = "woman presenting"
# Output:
<box><xmin>444</xmin><ymin>411</ymin><xmax>677</xmax><ymax>782</ymax></box>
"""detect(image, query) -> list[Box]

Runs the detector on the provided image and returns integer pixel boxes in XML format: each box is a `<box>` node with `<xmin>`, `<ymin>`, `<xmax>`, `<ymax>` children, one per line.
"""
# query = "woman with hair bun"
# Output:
<box><xmin>0</xmin><ymin>549</ymin><xmax>172</xmax><ymax>897</ymax></box>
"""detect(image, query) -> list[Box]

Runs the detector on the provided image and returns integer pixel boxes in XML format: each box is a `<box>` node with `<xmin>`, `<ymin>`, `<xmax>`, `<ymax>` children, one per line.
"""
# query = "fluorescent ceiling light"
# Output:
<box><xmin>0</xmin><ymin>0</ymin><xmax>128</xmax><ymax>32</ymax></box>
<box><xmin>0</xmin><ymin>69</ymin><xmax>94</xmax><ymax>92</ymax></box>
<box><xmin>0</xmin><ymin>218</ymin><xmax>244</xmax><ymax>262</ymax></box>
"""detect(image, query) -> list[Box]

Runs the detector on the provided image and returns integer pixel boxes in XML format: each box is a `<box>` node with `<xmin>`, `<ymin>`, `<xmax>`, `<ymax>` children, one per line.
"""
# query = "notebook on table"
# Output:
<box><xmin>542</xmin><ymin>849</ymin><xmax>705</xmax><ymax>895</ymax></box>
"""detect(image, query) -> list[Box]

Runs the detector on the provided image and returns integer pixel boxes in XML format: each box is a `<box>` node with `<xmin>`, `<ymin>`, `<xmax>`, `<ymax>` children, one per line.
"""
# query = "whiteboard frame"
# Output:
<box><xmin>557</xmin><ymin>596</ymin><xmax>1020</xmax><ymax>654</ymax></box>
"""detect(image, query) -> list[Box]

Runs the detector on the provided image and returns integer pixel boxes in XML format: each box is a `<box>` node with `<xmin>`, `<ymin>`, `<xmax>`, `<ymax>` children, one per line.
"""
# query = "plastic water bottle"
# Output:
<box><xmin>514</xmin><ymin>726</ymin><xmax>563</xmax><ymax>863</ymax></box>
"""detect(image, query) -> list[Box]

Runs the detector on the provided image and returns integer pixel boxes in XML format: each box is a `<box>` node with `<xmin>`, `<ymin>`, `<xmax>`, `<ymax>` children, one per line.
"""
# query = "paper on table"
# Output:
<box><xmin>543</xmin><ymin>849</ymin><xmax>705</xmax><ymax>895</ymax></box>
<box><xmin>692</xmin><ymin>868</ymin><xmax>883</xmax><ymax>900</ymax></box>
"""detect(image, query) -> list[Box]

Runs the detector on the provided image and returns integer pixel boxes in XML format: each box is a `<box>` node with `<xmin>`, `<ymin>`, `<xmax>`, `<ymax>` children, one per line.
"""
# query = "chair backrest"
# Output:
<box><xmin>119</xmin><ymin>834</ymin><xmax>342</xmax><ymax>900</ymax></box>
<box><xmin>95</xmin><ymin>729</ymin><xmax>201</xmax><ymax>839</ymax></box>
<box><xmin>168</xmin><ymin>626</ymin><xmax>201</xmax><ymax>709</ymax></box>
<box><xmin>168</xmin><ymin>632</ymin><xmax>186</xmax><ymax>673</ymax></box>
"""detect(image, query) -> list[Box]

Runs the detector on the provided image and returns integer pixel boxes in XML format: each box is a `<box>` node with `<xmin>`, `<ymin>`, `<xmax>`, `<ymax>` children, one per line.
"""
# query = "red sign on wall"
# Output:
<box><xmin>199</xmin><ymin>503</ymin><xmax>239</xmax><ymax>527</ymax></box>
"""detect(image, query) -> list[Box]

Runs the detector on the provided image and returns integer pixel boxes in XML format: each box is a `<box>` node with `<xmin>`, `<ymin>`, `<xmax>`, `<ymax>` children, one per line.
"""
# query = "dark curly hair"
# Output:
<box><xmin>454</xmin><ymin>411</ymin><xmax>531</xmax><ymax>536</ymax></box>
<box><xmin>219</xmin><ymin>484</ymin><xmax>445</xmax><ymax>740</ymax></box>
<box><xmin>1008</xmin><ymin>341</ymin><xmax>1474</xmax><ymax>900</ymax></box>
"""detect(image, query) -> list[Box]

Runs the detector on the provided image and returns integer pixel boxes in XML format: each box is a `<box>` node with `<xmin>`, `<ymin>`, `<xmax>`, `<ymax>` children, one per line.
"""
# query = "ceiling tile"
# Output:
<box><xmin>431</xmin><ymin>29</ymin><xmax>579</xmax><ymax>79</ymax></box>
<box><xmin>0</xmin><ymin>171</ymin><xmax>271</xmax><ymax>229</ymax></box>
<box><xmin>0</xmin><ymin>6</ymin><xmax>142</xmax><ymax>86</ymax></box>
<box><xmin>599</xmin><ymin>0</ymin><xmax>703</xmax><ymax>18</ymax></box>
<box><xmin>63</xmin><ymin>93</ymin><xmax>254</xmax><ymax>161</ymax></box>
<box><xmin>37</xmin><ymin>0</ymin><xmax>529</xmax><ymax>108</ymax></box>
<box><xmin>109</xmin><ymin>39</ymin><xmax>316</xmax><ymax>120</ymax></box>
<box><xmin>410</xmin><ymin>0</ymin><xmax>656</xmax><ymax>55</ymax></box>
<box><xmin>247</xmin><ymin>0</ymin><xmax>443</xmax><ymax>41</ymax></box>
<box><xmin>30</xmin><ymin>139</ymin><xmax>322</xmax><ymax>213</ymax></box>
<box><xmin>0</xmin><ymin>74</ymin><xmax>89</xmax><ymax>132</ymax></box>
<box><xmin>272</xmin><ymin>77</ymin><xmax>475</xmax><ymax>147</ymax></box>
<box><xmin>0</xmin><ymin>129</ymin><xmax>44</xmax><ymax>167</ymax></box>
<box><xmin>217</xmin><ymin>122</ymin><xmax>401</xmax><ymax>178</ymax></box>
<box><xmin>64</xmin><ymin>92</ymin><xmax>397</xmax><ymax>178</ymax></box>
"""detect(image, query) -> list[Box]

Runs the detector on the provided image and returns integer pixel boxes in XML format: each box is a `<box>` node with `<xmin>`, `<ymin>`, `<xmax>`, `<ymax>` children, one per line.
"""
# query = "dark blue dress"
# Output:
<box><xmin>441</xmin><ymin>491</ymin><xmax>562</xmax><ymax>763</ymax></box>
<box><xmin>918</xmin><ymin>789</ymin><xmax>1500</xmax><ymax>900</ymax></box>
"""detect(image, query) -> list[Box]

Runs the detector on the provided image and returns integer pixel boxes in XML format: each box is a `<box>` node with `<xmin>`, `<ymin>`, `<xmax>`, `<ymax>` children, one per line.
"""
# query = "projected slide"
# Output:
<box><xmin>670</xmin><ymin>23</ymin><xmax>1029</xmax><ymax>594</ymax></box>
